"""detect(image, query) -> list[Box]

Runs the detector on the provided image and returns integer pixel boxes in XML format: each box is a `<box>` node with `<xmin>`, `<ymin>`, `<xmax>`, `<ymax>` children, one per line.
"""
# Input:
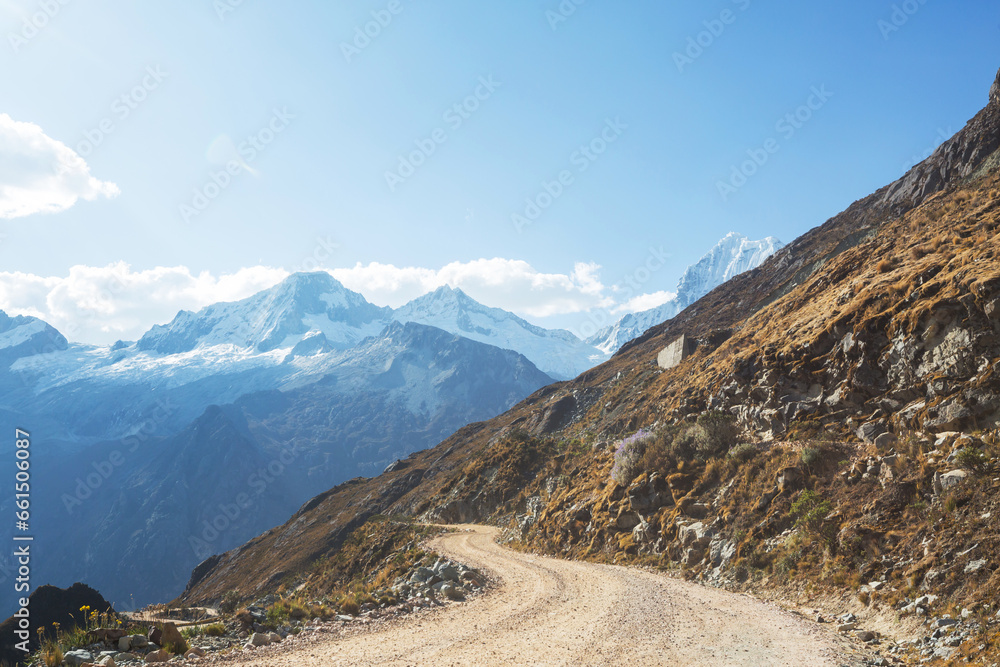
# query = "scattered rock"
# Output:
<box><xmin>144</xmin><ymin>650</ymin><xmax>170</xmax><ymax>663</ymax></box>
<box><xmin>147</xmin><ymin>626</ymin><xmax>162</xmax><ymax>647</ymax></box>
<box><xmin>874</xmin><ymin>432</ymin><xmax>897</xmax><ymax>449</ymax></box>
<box><xmin>965</xmin><ymin>559</ymin><xmax>988</xmax><ymax>574</ymax></box>
<box><xmin>248</xmin><ymin>632</ymin><xmax>271</xmax><ymax>647</ymax></box>
<box><xmin>63</xmin><ymin>650</ymin><xmax>95</xmax><ymax>667</ymax></box>
<box><xmin>184</xmin><ymin>647</ymin><xmax>207</xmax><ymax>659</ymax></box>
<box><xmin>938</xmin><ymin>469</ymin><xmax>968</xmax><ymax>491</ymax></box>
<box><xmin>838</xmin><ymin>623</ymin><xmax>857</xmax><ymax>633</ymax></box>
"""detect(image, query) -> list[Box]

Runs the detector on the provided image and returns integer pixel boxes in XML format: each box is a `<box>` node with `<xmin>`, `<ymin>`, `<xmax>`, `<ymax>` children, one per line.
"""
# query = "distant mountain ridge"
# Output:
<box><xmin>588</xmin><ymin>233</ymin><xmax>783</xmax><ymax>354</ymax></box>
<box><xmin>1</xmin><ymin>319</ymin><xmax>553</xmax><ymax>610</ymax></box>
<box><xmin>394</xmin><ymin>286</ymin><xmax>604</xmax><ymax>380</ymax></box>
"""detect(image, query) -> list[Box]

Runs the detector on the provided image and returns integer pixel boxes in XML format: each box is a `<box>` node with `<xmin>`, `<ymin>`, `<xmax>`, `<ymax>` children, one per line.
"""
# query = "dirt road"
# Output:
<box><xmin>223</xmin><ymin>525</ymin><xmax>853</xmax><ymax>666</ymax></box>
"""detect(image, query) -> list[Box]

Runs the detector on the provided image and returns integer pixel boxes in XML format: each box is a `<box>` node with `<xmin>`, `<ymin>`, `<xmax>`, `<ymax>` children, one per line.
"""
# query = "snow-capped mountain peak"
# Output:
<box><xmin>392</xmin><ymin>285</ymin><xmax>603</xmax><ymax>380</ymax></box>
<box><xmin>675</xmin><ymin>233</ymin><xmax>783</xmax><ymax>310</ymax></box>
<box><xmin>0</xmin><ymin>311</ymin><xmax>68</xmax><ymax>359</ymax></box>
<box><xmin>136</xmin><ymin>272</ymin><xmax>391</xmax><ymax>354</ymax></box>
<box><xmin>587</xmin><ymin>233</ymin><xmax>783</xmax><ymax>355</ymax></box>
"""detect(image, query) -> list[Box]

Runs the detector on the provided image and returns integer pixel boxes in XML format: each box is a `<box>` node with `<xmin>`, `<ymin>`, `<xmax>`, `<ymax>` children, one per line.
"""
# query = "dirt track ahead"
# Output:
<box><xmin>225</xmin><ymin>525</ymin><xmax>852</xmax><ymax>666</ymax></box>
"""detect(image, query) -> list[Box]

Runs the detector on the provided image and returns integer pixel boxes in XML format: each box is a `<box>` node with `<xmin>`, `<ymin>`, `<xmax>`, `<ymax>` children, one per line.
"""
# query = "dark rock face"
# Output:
<box><xmin>881</xmin><ymin>72</ymin><xmax>1000</xmax><ymax>210</ymax></box>
<box><xmin>0</xmin><ymin>583</ymin><xmax>114</xmax><ymax>667</ymax></box>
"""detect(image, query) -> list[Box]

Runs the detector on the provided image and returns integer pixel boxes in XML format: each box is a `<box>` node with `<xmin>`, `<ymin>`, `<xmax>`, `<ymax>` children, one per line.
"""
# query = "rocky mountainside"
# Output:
<box><xmin>178</xmin><ymin>65</ymin><xmax>1000</xmax><ymax>664</ymax></box>
<box><xmin>588</xmin><ymin>233</ymin><xmax>783</xmax><ymax>354</ymax></box>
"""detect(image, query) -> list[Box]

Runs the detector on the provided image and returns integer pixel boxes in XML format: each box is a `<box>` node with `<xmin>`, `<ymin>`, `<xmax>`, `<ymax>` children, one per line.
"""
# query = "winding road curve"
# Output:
<box><xmin>226</xmin><ymin>525</ymin><xmax>853</xmax><ymax>666</ymax></box>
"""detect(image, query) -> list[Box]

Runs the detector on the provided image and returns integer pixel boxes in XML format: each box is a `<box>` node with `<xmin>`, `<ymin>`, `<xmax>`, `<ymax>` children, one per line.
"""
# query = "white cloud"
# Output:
<box><xmin>0</xmin><ymin>259</ymin><xmax>671</xmax><ymax>345</ymax></box>
<box><xmin>332</xmin><ymin>258</ymin><xmax>615</xmax><ymax>317</ymax></box>
<box><xmin>612</xmin><ymin>290</ymin><xmax>677</xmax><ymax>315</ymax></box>
<box><xmin>0</xmin><ymin>264</ymin><xmax>287</xmax><ymax>344</ymax></box>
<box><xmin>0</xmin><ymin>113</ymin><xmax>120</xmax><ymax>220</ymax></box>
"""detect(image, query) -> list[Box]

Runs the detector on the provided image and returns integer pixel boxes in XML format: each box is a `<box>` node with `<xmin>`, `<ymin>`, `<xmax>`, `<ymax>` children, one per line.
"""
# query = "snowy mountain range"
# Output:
<box><xmin>0</xmin><ymin>231</ymin><xmax>779</xmax><ymax>611</ymax></box>
<box><xmin>587</xmin><ymin>233</ymin><xmax>783</xmax><ymax>354</ymax></box>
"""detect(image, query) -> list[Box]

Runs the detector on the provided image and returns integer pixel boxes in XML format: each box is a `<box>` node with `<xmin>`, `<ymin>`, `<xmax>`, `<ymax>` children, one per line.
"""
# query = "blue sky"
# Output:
<box><xmin>1</xmin><ymin>0</ymin><xmax>998</xmax><ymax>344</ymax></box>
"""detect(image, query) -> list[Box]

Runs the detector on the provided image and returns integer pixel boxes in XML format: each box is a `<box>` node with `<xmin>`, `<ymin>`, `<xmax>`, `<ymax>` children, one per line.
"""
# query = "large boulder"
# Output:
<box><xmin>63</xmin><ymin>650</ymin><xmax>94</xmax><ymax>667</ymax></box>
<box><xmin>144</xmin><ymin>649</ymin><xmax>170</xmax><ymax>663</ymax></box>
<box><xmin>991</xmin><ymin>67</ymin><xmax>1000</xmax><ymax>106</ymax></box>
<box><xmin>678</xmin><ymin>522</ymin><xmax>716</xmax><ymax>549</ymax></box>
<box><xmin>248</xmin><ymin>632</ymin><xmax>271</xmax><ymax>647</ymax></box>
<box><xmin>158</xmin><ymin>622</ymin><xmax>185</xmax><ymax>648</ymax></box>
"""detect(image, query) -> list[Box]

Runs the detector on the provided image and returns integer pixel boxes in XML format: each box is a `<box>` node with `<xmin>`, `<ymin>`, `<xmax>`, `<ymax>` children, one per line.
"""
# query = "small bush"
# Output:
<box><xmin>791</xmin><ymin>489</ymin><xmax>833</xmax><ymax>534</ymax></box>
<box><xmin>265</xmin><ymin>602</ymin><xmax>289</xmax><ymax>627</ymax></box>
<box><xmin>800</xmin><ymin>447</ymin><xmax>821</xmax><ymax>468</ymax></box>
<box><xmin>638</xmin><ymin>426</ymin><xmax>679</xmax><ymax>474</ymax></box>
<box><xmin>728</xmin><ymin>443</ymin><xmax>758</xmax><ymax>463</ymax></box>
<box><xmin>219</xmin><ymin>590</ymin><xmax>240</xmax><ymax>614</ymax></box>
<box><xmin>203</xmin><ymin>623</ymin><xmax>226</xmax><ymax>637</ymax></box>
<box><xmin>955</xmin><ymin>447</ymin><xmax>989</xmax><ymax>474</ymax></box>
<box><xmin>164</xmin><ymin>638</ymin><xmax>189</xmax><ymax>655</ymax></box>
<box><xmin>41</xmin><ymin>643</ymin><xmax>63</xmax><ymax>667</ymax></box>
<box><xmin>944</xmin><ymin>494</ymin><xmax>957</xmax><ymax>513</ymax></box>
<box><xmin>670</xmin><ymin>424</ymin><xmax>704</xmax><ymax>461</ymax></box>
<box><xmin>339</xmin><ymin>596</ymin><xmax>360</xmax><ymax>616</ymax></box>
<box><xmin>610</xmin><ymin>428</ymin><xmax>655</xmax><ymax>485</ymax></box>
<box><xmin>686</xmin><ymin>411</ymin><xmax>739</xmax><ymax>460</ymax></box>
<box><xmin>876</xmin><ymin>259</ymin><xmax>894</xmax><ymax>273</ymax></box>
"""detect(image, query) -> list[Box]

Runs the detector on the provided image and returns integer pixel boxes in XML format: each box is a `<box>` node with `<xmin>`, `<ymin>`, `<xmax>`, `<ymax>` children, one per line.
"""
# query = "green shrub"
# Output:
<box><xmin>791</xmin><ymin>489</ymin><xmax>833</xmax><ymax>533</ymax></box>
<box><xmin>800</xmin><ymin>447</ymin><xmax>821</xmax><ymax>468</ymax></box>
<box><xmin>265</xmin><ymin>602</ymin><xmax>289</xmax><ymax>626</ymax></box>
<box><xmin>164</xmin><ymin>638</ymin><xmax>189</xmax><ymax>655</ymax></box>
<box><xmin>219</xmin><ymin>590</ymin><xmax>240</xmax><ymax>614</ymax></box>
<box><xmin>728</xmin><ymin>443</ymin><xmax>758</xmax><ymax>463</ymax></box>
<box><xmin>679</xmin><ymin>411</ymin><xmax>739</xmax><ymax>460</ymax></box>
<box><xmin>203</xmin><ymin>623</ymin><xmax>226</xmax><ymax>637</ymax></box>
<box><xmin>955</xmin><ymin>447</ymin><xmax>989</xmax><ymax>474</ymax></box>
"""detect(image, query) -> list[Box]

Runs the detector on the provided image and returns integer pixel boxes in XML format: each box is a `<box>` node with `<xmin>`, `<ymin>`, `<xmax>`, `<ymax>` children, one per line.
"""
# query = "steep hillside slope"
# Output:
<box><xmin>180</xmin><ymin>65</ymin><xmax>1000</xmax><ymax>662</ymax></box>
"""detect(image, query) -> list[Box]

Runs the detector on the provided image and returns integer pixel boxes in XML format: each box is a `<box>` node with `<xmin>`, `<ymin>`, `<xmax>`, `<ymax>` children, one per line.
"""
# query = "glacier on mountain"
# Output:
<box><xmin>588</xmin><ymin>233</ymin><xmax>783</xmax><ymax>354</ymax></box>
